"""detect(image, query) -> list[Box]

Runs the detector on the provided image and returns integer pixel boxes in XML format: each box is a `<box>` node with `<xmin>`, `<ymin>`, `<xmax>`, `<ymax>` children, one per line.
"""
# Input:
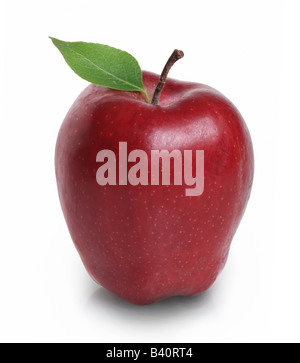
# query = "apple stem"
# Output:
<box><xmin>151</xmin><ymin>49</ymin><xmax>184</xmax><ymax>105</ymax></box>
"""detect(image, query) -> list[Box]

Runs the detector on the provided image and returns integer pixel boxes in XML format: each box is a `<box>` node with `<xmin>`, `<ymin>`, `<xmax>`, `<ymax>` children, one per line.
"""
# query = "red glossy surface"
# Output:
<box><xmin>55</xmin><ymin>71</ymin><xmax>254</xmax><ymax>305</ymax></box>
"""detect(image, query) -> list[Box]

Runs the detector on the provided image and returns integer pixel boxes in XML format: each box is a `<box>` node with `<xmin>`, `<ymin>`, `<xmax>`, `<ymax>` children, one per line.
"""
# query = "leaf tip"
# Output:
<box><xmin>49</xmin><ymin>37</ymin><xmax>64</xmax><ymax>47</ymax></box>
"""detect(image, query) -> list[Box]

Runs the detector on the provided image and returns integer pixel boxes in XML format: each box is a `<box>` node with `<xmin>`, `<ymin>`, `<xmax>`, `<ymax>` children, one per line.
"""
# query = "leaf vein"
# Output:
<box><xmin>68</xmin><ymin>45</ymin><xmax>144</xmax><ymax>92</ymax></box>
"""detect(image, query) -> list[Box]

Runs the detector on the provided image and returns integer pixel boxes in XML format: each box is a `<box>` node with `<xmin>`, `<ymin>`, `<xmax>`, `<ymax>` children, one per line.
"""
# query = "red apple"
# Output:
<box><xmin>55</xmin><ymin>70</ymin><xmax>254</xmax><ymax>305</ymax></box>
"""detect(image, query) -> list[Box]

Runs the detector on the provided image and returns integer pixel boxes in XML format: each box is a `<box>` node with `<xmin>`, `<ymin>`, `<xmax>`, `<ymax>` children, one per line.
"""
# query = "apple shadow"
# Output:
<box><xmin>85</xmin><ymin>283</ymin><xmax>219</xmax><ymax>326</ymax></box>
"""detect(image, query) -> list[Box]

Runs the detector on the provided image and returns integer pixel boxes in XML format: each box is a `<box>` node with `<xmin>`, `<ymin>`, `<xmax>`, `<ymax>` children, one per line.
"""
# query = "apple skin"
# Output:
<box><xmin>55</xmin><ymin>71</ymin><xmax>254</xmax><ymax>305</ymax></box>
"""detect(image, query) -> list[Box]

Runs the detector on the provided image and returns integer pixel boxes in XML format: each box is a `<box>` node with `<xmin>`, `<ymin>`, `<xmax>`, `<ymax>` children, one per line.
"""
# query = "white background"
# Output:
<box><xmin>0</xmin><ymin>0</ymin><xmax>299</xmax><ymax>343</ymax></box>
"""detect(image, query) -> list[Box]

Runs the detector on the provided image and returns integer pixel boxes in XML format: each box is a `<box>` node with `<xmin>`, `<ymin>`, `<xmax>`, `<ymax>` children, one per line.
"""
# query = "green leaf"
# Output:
<box><xmin>50</xmin><ymin>37</ymin><xmax>149</xmax><ymax>101</ymax></box>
